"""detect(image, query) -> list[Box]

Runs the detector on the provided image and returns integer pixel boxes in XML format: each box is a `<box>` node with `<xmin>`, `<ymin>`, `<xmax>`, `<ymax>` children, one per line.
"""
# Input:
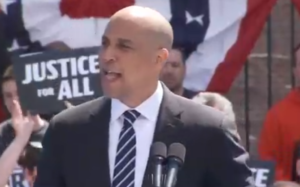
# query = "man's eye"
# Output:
<box><xmin>4</xmin><ymin>94</ymin><xmax>12</xmax><ymax>98</ymax></box>
<box><xmin>101</xmin><ymin>42</ymin><xmax>107</xmax><ymax>47</ymax></box>
<box><xmin>119</xmin><ymin>44</ymin><xmax>130</xmax><ymax>49</ymax></box>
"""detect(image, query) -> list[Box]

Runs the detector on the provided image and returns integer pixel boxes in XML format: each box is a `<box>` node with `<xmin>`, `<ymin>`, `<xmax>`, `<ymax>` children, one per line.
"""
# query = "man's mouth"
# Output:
<box><xmin>162</xmin><ymin>76</ymin><xmax>175</xmax><ymax>82</ymax></box>
<box><xmin>102</xmin><ymin>70</ymin><xmax>122</xmax><ymax>81</ymax></box>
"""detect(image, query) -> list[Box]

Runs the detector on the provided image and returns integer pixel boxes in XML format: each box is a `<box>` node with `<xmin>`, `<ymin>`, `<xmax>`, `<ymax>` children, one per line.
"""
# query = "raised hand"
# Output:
<box><xmin>10</xmin><ymin>100</ymin><xmax>34</xmax><ymax>139</ymax></box>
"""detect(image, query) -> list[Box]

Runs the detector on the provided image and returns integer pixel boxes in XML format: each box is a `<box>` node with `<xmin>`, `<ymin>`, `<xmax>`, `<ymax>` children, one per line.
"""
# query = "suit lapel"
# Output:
<box><xmin>88</xmin><ymin>97</ymin><xmax>111</xmax><ymax>187</ymax></box>
<box><xmin>142</xmin><ymin>85</ymin><xmax>184</xmax><ymax>187</ymax></box>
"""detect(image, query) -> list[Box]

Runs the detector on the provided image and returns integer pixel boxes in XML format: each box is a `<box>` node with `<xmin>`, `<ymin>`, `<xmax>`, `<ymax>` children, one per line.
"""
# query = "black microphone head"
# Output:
<box><xmin>167</xmin><ymin>143</ymin><xmax>186</xmax><ymax>163</ymax></box>
<box><xmin>151</xmin><ymin>142</ymin><xmax>167</xmax><ymax>158</ymax></box>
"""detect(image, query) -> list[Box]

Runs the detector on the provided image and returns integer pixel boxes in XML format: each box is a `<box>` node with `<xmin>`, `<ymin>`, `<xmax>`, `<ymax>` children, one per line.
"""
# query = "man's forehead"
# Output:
<box><xmin>103</xmin><ymin>20</ymin><xmax>147</xmax><ymax>43</ymax></box>
<box><xmin>170</xmin><ymin>49</ymin><xmax>183</xmax><ymax>56</ymax></box>
<box><xmin>168</xmin><ymin>49</ymin><xmax>184</xmax><ymax>61</ymax></box>
<box><xmin>102</xmin><ymin>26</ymin><xmax>151</xmax><ymax>47</ymax></box>
<box><xmin>102</xmin><ymin>35</ymin><xmax>133</xmax><ymax>44</ymax></box>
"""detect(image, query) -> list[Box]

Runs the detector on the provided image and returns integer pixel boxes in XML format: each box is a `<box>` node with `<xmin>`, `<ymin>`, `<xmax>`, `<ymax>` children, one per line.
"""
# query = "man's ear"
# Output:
<box><xmin>156</xmin><ymin>48</ymin><xmax>169</xmax><ymax>70</ymax></box>
<box><xmin>158</xmin><ymin>48</ymin><xmax>169</xmax><ymax>63</ymax></box>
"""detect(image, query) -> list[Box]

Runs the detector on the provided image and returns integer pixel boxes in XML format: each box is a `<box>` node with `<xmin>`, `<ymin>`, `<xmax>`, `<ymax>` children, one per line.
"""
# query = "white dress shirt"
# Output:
<box><xmin>108</xmin><ymin>82</ymin><xmax>164</xmax><ymax>187</ymax></box>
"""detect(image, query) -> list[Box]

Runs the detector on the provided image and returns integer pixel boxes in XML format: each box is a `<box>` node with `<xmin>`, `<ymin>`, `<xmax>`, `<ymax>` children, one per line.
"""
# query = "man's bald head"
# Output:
<box><xmin>99</xmin><ymin>6</ymin><xmax>173</xmax><ymax>107</ymax></box>
<box><xmin>110</xmin><ymin>6</ymin><xmax>173</xmax><ymax>50</ymax></box>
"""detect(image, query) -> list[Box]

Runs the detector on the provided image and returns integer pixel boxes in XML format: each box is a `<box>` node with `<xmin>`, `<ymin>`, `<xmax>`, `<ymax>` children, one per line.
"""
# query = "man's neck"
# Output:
<box><xmin>172</xmin><ymin>86</ymin><xmax>184</xmax><ymax>96</ymax></box>
<box><xmin>120</xmin><ymin>81</ymin><xmax>159</xmax><ymax>108</ymax></box>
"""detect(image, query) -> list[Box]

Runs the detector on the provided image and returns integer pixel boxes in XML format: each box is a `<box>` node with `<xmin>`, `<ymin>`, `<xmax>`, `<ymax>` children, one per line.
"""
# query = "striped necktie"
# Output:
<box><xmin>112</xmin><ymin>110</ymin><xmax>140</xmax><ymax>187</ymax></box>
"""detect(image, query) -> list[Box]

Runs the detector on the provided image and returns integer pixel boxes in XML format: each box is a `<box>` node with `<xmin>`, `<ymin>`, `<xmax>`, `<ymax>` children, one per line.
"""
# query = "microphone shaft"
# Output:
<box><xmin>165</xmin><ymin>165</ymin><xmax>179</xmax><ymax>187</ymax></box>
<box><xmin>154</xmin><ymin>164</ymin><xmax>163</xmax><ymax>187</ymax></box>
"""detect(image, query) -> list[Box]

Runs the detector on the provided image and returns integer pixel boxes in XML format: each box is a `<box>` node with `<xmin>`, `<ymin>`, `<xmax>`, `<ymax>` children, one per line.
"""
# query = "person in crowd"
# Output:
<box><xmin>0</xmin><ymin>93</ymin><xmax>74</xmax><ymax>187</ymax></box>
<box><xmin>259</xmin><ymin>44</ymin><xmax>300</xmax><ymax>181</ymax></box>
<box><xmin>0</xmin><ymin>95</ymin><xmax>40</xmax><ymax>187</ymax></box>
<box><xmin>18</xmin><ymin>141</ymin><xmax>42</xmax><ymax>187</ymax></box>
<box><xmin>34</xmin><ymin>6</ymin><xmax>254</xmax><ymax>187</ymax></box>
<box><xmin>0</xmin><ymin>66</ymin><xmax>48</xmax><ymax>156</ymax></box>
<box><xmin>271</xmin><ymin>181</ymin><xmax>300</xmax><ymax>187</ymax></box>
<box><xmin>192</xmin><ymin>92</ymin><xmax>240</xmax><ymax>141</ymax></box>
<box><xmin>192</xmin><ymin>92</ymin><xmax>236</xmax><ymax>122</ymax></box>
<box><xmin>45</xmin><ymin>41</ymin><xmax>71</xmax><ymax>52</ymax></box>
<box><xmin>160</xmin><ymin>45</ymin><xmax>197</xmax><ymax>99</ymax></box>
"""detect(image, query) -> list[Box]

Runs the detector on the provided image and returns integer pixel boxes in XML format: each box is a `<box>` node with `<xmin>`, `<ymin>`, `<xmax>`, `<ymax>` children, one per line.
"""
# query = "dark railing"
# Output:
<box><xmin>243</xmin><ymin>3</ymin><xmax>297</xmax><ymax>153</ymax></box>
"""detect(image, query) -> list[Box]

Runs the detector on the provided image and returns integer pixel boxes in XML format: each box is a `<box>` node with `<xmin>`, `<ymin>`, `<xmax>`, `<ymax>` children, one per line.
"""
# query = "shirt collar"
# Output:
<box><xmin>110</xmin><ymin>82</ymin><xmax>164</xmax><ymax>122</ymax></box>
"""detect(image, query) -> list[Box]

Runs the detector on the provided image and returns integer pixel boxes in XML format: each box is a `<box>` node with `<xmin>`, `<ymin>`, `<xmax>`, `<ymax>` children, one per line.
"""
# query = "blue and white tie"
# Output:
<box><xmin>112</xmin><ymin>110</ymin><xmax>140</xmax><ymax>187</ymax></box>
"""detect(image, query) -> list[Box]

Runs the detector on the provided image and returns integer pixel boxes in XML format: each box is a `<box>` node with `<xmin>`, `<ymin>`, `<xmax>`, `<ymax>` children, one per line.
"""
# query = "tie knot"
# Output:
<box><xmin>123</xmin><ymin>110</ymin><xmax>140</xmax><ymax>124</ymax></box>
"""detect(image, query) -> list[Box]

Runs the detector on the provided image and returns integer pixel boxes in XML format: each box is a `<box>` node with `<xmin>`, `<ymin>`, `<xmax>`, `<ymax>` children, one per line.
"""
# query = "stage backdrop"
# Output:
<box><xmin>1</xmin><ymin>0</ymin><xmax>299</xmax><ymax>93</ymax></box>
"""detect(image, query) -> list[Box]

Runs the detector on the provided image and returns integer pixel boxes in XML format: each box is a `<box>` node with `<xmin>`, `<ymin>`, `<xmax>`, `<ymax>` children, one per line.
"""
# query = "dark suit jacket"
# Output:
<box><xmin>34</xmin><ymin>86</ymin><xmax>255</xmax><ymax>187</ymax></box>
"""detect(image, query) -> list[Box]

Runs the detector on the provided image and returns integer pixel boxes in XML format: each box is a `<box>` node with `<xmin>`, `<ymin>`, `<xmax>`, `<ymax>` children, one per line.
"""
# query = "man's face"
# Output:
<box><xmin>160</xmin><ymin>49</ymin><xmax>185</xmax><ymax>90</ymax></box>
<box><xmin>99</xmin><ymin>18</ymin><xmax>164</xmax><ymax>99</ymax></box>
<box><xmin>2</xmin><ymin>79</ymin><xmax>19</xmax><ymax>113</ymax></box>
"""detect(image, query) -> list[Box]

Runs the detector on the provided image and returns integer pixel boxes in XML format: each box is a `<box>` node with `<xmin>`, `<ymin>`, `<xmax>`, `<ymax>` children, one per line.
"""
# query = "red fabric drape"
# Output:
<box><xmin>207</xmin><ymin>0</ymin><xmax>277</xmax><ymax>92</ymax></box>
<box><xmin>60</xmin><ymin>0</ymin><xmax>135</xmax><ymax>18</ymax></box>
<box><xmin>292</xmin><ymin>0</ymin><xmax>300</xmax><ymax>13</ymax></box>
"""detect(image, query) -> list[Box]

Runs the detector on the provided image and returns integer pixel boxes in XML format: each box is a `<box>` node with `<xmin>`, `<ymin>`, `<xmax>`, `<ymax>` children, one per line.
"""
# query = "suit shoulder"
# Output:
<box><xmin>176</xmin><ymin>96</ymin><xmax>239</xmax><ymax>139</ymax></box>
<box><xmin>51</xmin><ymin>97</ymin><xmax>106</xmax><ymax>126</ymax></box>
<box><xmin>177</xmin><ymin>95</ymin><xmax>225</xmax><ymax>127</ymax></box>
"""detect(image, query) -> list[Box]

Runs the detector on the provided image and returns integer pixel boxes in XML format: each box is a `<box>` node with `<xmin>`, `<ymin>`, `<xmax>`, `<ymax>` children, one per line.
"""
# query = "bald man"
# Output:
<box><xmin>34</xmin><ymin>6</ymin><xmax>254</xmax><ymax>187</ymax></box>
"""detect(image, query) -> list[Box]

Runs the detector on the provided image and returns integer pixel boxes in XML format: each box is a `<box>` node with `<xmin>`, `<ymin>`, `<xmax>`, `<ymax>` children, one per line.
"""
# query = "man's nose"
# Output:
<box><xmin>99</xmin><ymin>47</ymin><xmax>116</xmax><ymax>63</ymax></box>
<box><xmin>163</xmin><ymin>65</ymin><xmax>174</xmax><ymax>74</ymax></box>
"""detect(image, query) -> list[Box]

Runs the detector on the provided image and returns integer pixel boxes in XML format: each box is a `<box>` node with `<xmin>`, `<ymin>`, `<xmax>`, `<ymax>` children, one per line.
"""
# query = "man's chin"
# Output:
<box><xmin>103</xmin><ymin>89</ymin><xmax>122</xmax><ymax>99</ymax></box>
<box><xmin>164</xmin><ymin>84</ymin><xmax>177</xmax><ymax>92</ymax></box>
<box><xmin>161</xmin><ymin>81</ymin><xmax>174</xmax><ymax>88</ymax></box>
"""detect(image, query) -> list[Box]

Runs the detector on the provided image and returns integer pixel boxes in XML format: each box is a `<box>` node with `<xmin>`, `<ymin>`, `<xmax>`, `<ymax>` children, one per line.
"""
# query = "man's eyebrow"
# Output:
<box><xmin>101</xmin><ymin>36</ymin><xmax>134</xmax><ymax>47</ymax></box>
<box><xmin>118</xmin><ymin>38</ymin><xmax>133</xmax><ymax>45</ymax></box>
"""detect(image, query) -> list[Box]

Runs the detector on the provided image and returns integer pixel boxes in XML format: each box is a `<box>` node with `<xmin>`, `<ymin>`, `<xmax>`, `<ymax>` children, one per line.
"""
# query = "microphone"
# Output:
<box><xmin>150</xmin><ymin>142</ymin><xmax>167</xmax><ymax>187</ymax></box>
<box><xmin>164</xmin><ymin>143</ymin><xmax>186</xmax><ymax>187</ymax></box>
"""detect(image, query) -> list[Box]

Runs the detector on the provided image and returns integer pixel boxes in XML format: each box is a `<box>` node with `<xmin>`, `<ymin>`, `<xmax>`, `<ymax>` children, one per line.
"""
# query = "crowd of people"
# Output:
<box><xmin>0</xmin><ymin>3</ymin><xmax>299</xmax><ymax>187</ymax></box>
